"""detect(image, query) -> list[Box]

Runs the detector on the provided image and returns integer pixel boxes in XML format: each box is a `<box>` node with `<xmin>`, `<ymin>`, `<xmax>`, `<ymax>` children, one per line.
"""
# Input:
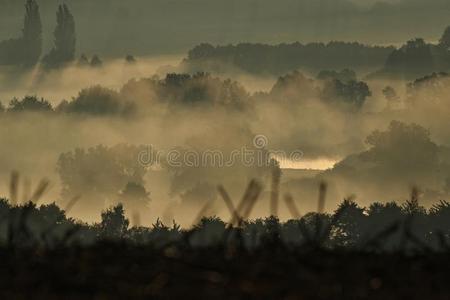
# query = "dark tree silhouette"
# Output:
<box><xmin>317</xmin><ymin>69</ymin><xmax>356</xmax><ymax>83</ymax></box>
<box><xmin>42</xmin><ymin>4</ymin><xmax>76</xmax><ymax>68</ymax></box>
<box><xmin>439</xmin><ymin>26</ymin><xmax>450</xmax><ymax>50</ymax></box>
<box><xmin>100</xmin><ymin>204</ymin><xmax>129</xmax><ymax>239</ymax></box>
<box><xmin>333</xmin><ymin>199</ymin><xmax>366</xmax><ymax>247</ymax></box>
<box><xmin>125</xmin><ymin>55</ymin><xmax>136</xmax><ymax>64</ymax></box>
<box><xmin>7</xmin><ymin>96</ymin><xmax>53</xmax><ymax>112</ymax></box>
<box><xmin>406</xmin><ymin>72</ymin><xmax>450</xmax><ymax>105</ymax></box>
<box><xmin>362</xmin><ymin>121</ymin><xmax>440</xmax><ymax>174</ymax></box>
<box><xmin>90</xmin><ymin>55</ymin><xmax>103</xmax><ymax>67</ymax></box>
<box><xmin>321</xmin><ymin>79</ymin><xmax>371</xmax><ymax>110</ymax></box>
<box><xmin>0</xmin><ymin>0</ymin><xmax>42</xmax><ymax>67</ymax></box>
<box><xmin>155</xmin><ymin>73</ymin><xmax>249</xmax><ymax>108</ymax></box>
<box><xmin>374</xmin><ymin>26</ymin><xmax>450</xmax><ymax>79</ymax></box>
<box><xmin>118</xmin><ymin>182</ymin><xmax>151</xmax><ymax>214</ymax></box>
<box><xmin>22</xmin><ymin>0</ymin><xmax>42</xmax><ymax>67</ymax></box>
<box><xmin>185</xmin><ymin>42</ymin><xmax>394</xmax><ymax>75</ymax></box>
<box><xmin>61</xmin><ymin>85</ymin><xmax>135</xmax><ymax>116</ymax></box>
<box><xmin>77</xmin><ymin>54</ymin><xmax>89</xmax><ymax>66</ymax></box>
<box><xmin>0</xmin><ymin>184</ymin><xmax>450</xmax><ymax>251</ymax></box>
<box><xmin>380</xmin><ymin>38</ymin><xmax>437</xmax><ymax>78</ymax></box>
<box><xmin>269</xmin><ymin>71</ymin><xmax>317</xmax><ymax>102</ymax></box>
<box><xmin>428</xmin><ymin>200</ymin><xmax>450</xmax><ymax>240</ymax></box>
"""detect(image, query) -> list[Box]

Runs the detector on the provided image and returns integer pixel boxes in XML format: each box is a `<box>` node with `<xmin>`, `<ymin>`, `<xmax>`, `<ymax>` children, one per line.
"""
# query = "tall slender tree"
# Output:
<box><xmin>42</xmin><ymin>4</ymin><xmax>76</xmax><ymax>68</ymax></box>
<box><xmin>0</xmin><ymin>0</ymin><xmax>42</xmax><ymax>66</ymax></box>
<box><xmin>439</xmin><ymin>26</ymin><xmax>450</xmax><ymax>50</ymax></box>
<box><xmin>22</xmin><ymin>0</ymin><xmax>42</xmax><ymax>67</ymax></box>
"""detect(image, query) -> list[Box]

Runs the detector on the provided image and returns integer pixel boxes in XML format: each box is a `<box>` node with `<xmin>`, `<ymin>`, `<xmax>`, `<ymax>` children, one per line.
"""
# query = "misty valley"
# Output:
<box><xmin>0</xmin><ymin>1</ymin><xmax>450</xmax><ymax>299</ymax></box>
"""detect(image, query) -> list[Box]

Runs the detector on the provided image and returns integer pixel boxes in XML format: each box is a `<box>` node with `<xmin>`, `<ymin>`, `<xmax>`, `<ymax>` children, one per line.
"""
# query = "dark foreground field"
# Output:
<box><xmin>1</xmin><ymin>242</ymin><xmax>449</xmax><ymax>300</ymax></box>
<box><xmin>1</xmin><ymin>179</ymin><xmax>450</xmax><ymax>299</ymax></box>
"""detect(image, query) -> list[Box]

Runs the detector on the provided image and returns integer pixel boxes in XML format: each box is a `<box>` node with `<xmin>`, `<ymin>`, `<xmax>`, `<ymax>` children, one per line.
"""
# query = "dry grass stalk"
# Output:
<box><xmin>283</xmin><ymin>193</ymin><xmax>301</xmax><ymax>219</ymax></box>
<box><xmin>270</xmin><ymin>166</ymin><xmax>281</xmax><ymax>217</ymax></box>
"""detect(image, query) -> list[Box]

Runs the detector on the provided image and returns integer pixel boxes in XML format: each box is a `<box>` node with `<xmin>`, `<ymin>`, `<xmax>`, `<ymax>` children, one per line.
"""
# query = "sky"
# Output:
<box><xmin>0</xmin><ymin>0</ymin><xmax>449</xmax><ymax>56</ymax></box>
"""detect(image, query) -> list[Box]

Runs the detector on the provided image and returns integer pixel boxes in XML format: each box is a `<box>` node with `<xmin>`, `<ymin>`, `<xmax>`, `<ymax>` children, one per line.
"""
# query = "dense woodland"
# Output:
<box><xmin>0</xmin><ymin>71</ymin><xmax>373</xmax><ymax>115</ymax></box>
<box><xmin>183</xmin><ymin>42</ymin><xmax>394</xmax><ymax>75</ymax></box>
<box><xmin>184</xmin><ymin>28</ymin><xmax>450</xmax><ymax>78</ymax></box>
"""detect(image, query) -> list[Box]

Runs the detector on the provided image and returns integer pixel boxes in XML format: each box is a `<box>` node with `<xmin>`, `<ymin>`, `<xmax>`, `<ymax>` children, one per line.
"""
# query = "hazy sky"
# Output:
<box><xmin>1</xmin><ymin>0</ymin><xmax>449</xmax><ymax>56</ymax></box>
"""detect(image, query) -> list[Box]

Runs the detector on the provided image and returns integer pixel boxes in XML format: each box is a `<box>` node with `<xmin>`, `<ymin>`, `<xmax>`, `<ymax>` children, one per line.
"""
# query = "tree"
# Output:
<box><xmin>187</xmin><ymin>43</ymin><xmax>215</xmax><ymax>60</ymax></box>
<box><xmin>0</xmin><ymin>0</ymin><xmax>42</xmax><ymax>67</ymax></box>
<box><xmin>383</xmin><ymin>38</ymin><xmax>435</xmax><ymax>77</ymax></box>
<box><xmin>321</xmin><ymin>79</ymin><xmax>371</xmax><ymax>110</ymax></box>
<box><xmin>406</xmin><ymin>72</ymin><xmax>450</xmax><ymax>105</ymax></box>
<box><xmin>118</xmin><ymin>182</ymin><xmax>151</xmax><ymax>213</ymax></box>
<box><xmin>365</xmin><ymin>202</ymin><xmax>404</xmax><ymax>250</ymax></box>
<box><xmin>22</xmin><ymin>0</ymin><xmax>42</xmax><ymax>67</ymax></box>
<box><xmin>184</xmin><ymin>42</ymin><xmax>393</xmax><ymax>76</ymax></box>
<box><xmin>317</xmin><ymin>69</ymin><xmax>356</xmax><ymax>83</ymax></box>
<box><xmin>100</xmin><ymin>204</ymin><xmax>129</xmax><ymax>239</ymax></box>
<box><xmin>191</xmin><ymin>217</ymin><xmax>226</xmax><ymax>247</ymax></box>
<box><xmin>365</xmin><ymin>121</ymin><xmax>439</xmax><ymax>168</ymax></box>
<box><xmin>270</xmin><ymin>71</ymin><xmax>317</xmax><ymax>102</ymax></box>
<box><xmin>61</xmin><ymin>85</ymin><xmax>135</xmax><ymax>116</ymax></box>
<box><xmin>333</xmin><ymin>199</ymin><xmax>366</xmax><ymax>247</ymax></box>
<box><xmin>90</xmin><ymin>55</ymin><xmax>102</xmax><ymax>67</ymax></box>
<box><xmin>57</xmin><ymin>144</ymin><xmax>152</xmax><ymax>212</ymax></box>
<box><xmin>428</xmin><ymin>200</ymin><xmax>450</xmax><ymax>240</ymax></box>
<box><xmin>439</xmin><ymin>26</ymin><xmax>450</xmax><ymax>49</ymax></box>
<box><xmin>7</xmin><ymin>96</ymin><xmax>53</xmax><ymax>112</ymax></box>
<box><xmin>77</xmin><ymin>54</ymin><xmax>89</xmax><ymax>66</ymax></box>
<box><xmin>125</xmin><ymin>55</ymin><xmax>136</xmax><ymax>64</ymax></box>
<box><xmin>42</xmin><ymin>4</ymin><xmax>76</xmax><ymax>68</ymax></box>
<box><xmin>157</xmin><ymin>73</ymin><xmax>249</xmax><ymax>109</ymax></box>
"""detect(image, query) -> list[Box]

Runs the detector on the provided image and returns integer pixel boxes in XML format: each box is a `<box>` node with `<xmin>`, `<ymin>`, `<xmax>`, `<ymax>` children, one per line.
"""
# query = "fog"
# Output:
<box><xmin>0</xmin><ymin>54</ymin><xmax>449</xmax><ymax>226</ymax></box>
<box><xmin>0</xmin><ymin>55</ymin><xmax>182</xmax><ymax>104</ymax></box>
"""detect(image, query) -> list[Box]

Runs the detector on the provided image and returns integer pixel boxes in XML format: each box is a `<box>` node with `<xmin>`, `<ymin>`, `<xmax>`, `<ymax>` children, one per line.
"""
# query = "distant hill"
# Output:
<box><xmin>369</xmin><ymin>37</ymin><xmax>450</xmax><ymax>79</ymax></box>
<box><xmin>183</xmin><ymin>42</ymin><xmax>395</xmax><ymax>75</ymax></box>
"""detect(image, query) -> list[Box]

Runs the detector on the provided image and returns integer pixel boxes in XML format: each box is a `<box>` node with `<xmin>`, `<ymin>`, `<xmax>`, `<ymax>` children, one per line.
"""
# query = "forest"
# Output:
<box><xmin>1</xmin><ymin>1</ymin><xmax>450</xmax><ymax>299</ymax></box>
<box><xmin>0</xmin><ymin>1</ymin><xmax>449</xmax><ymax>224</ymax></box>
<box><xmin>183</xmin><ymin>29</ymin><xmax>450</xmax><ymax>78</ymax></box>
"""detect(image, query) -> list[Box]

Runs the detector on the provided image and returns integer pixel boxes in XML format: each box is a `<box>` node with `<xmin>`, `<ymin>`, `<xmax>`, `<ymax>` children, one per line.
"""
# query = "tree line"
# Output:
<box><xmin>0</xmin><ymin>0</ymin><xmax>75</xmax><ymax>69</ymax></box>
<box><xmin>0</xmin><ymin>71</ymin><xmax>373</xmax><ymax>116</ymax></box>
<box><xmin>1</xmin><ymin>188</ymin><xmax>450</xmax><ymax>252</ymax></box>
<box><xmin>373</xmin><ymin>29</ymin><xmax>450</xmax><ymax>79</ymax></box>
<box><xmin>184</xmin><ymin>26</ymin><xmax>450</xmax><ymax>79</ymax></box>
<box><xmin>184</xmin><ymin>42</ymin><xmax>395</xmax><ymax>76</ymax></box>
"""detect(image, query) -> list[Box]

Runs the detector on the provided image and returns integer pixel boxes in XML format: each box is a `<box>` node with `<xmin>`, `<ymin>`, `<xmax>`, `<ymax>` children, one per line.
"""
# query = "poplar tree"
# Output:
<box><xmin>43</xmin><ymin>4</ymin><xmax>76</xmax><ymax>68</ymax></box>
<box><xmin>22</xmin><ymin>0</ymin><xmax>42</xmax><ymax>66</ymax></box>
